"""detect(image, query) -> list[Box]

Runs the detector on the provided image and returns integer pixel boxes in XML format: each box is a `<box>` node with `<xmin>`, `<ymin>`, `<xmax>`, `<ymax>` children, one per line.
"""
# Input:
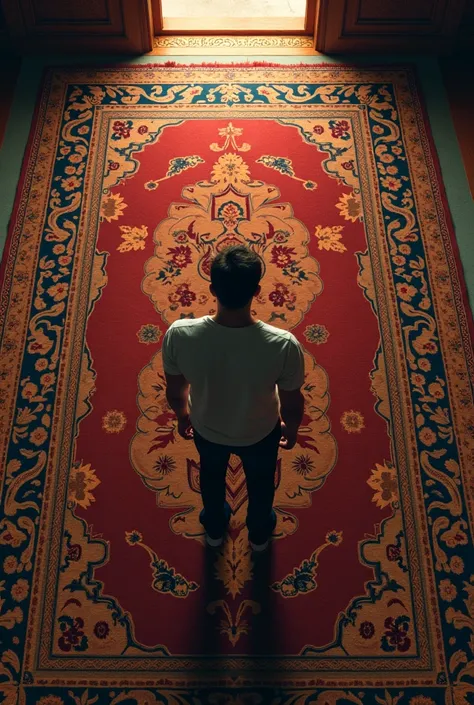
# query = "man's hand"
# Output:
<box><xmin>279</xmin><ymin>421</ymin><xmax>297</xmax><ymax>450</ymax></box>
<box><xmin>279</xmin><ymin>388</ymin><xmax>304</xmax><ymax>450</ymax></box>
<box><xmin>165</xmin><ymin>373</ymin><xmax>193</xmax><ymax>439</ymax></box>
<box><xmin>177</xmin><ymin>414</ymin><xmax>194</xmax><ymax>440</ymax></box>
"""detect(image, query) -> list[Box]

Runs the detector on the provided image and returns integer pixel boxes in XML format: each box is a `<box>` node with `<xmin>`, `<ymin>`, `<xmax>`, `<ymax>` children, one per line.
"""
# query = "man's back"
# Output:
<box><xmin>162</xmin><ymin>316</ymin><xmax>304</xmax><ymax>446</ymax></box>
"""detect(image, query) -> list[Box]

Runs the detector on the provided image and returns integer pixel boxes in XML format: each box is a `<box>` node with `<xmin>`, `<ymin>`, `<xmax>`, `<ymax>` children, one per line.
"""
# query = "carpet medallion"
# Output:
<box><xmin>0</xmin><ymin>64</ymin><xmax>473</xmax><ymax>705</ymax></box>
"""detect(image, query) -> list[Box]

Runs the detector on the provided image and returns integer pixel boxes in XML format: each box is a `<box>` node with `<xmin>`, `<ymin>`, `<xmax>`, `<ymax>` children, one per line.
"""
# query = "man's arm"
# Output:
<box><xmin>165</xmin><ymin>373</ymin><xmax>193</xmax><ymax>440</ymax></box>
<box><xmin>279</xmin><ymin>387</ymin><xmax>304</xmax><ymax>450</ymax></box>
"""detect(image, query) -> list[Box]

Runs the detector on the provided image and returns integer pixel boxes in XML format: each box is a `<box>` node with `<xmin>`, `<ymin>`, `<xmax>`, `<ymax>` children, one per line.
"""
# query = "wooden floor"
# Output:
<box><xmin>0</xmin><ymin>54</ymin><xmax>472</xmax><ymax>199</ymax></box>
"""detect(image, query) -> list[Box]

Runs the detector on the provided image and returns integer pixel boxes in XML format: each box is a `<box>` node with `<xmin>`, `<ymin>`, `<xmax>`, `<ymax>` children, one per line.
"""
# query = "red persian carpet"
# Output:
<box><xmin>0</xmin><ymin>64</ymin><xmax>473</xmax><ymax>705</ymax></box>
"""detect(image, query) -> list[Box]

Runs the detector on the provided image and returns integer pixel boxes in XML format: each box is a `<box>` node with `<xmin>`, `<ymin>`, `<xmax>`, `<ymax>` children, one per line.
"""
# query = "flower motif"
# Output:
<box><xmin>367</xmin><ymin>461</ymin><xmax>398</xmax><ymax>509</ymax></box>
<box><xmin>340</xmin><ymin>410</ymin><xmax>365</xmax><ymax>434</ymax></box>
<box><xmin>212</xmin><ymin>153</ymin><xmax>250</xmax><ymax>184</ymax></box>
<box><xmin>67</xmin><ymin>544</ymin><xmax>81</xmax><ymax>562</ymax></box>
<box><xmin>438</xmin><ymin>580</ymin><xmax>457</xmax><ymax>606</ymax></box>
<box><xmin>145</xmin><ymin>180</ymin><xmax>159</xmax><ymax>191</ymax></box>
<box><xmin>29</xmin><ymin>426</ymin><xmax>48</xmax><ymax>446</ymax></box>
<box><xmin>112</xmin><ymin>119</ymin><xmax>132</xmax><ymax>140</ymax></box>
<box><xmin>419</xmin><ymin>427</ymin><xmax>437</xmax><ymax>447</ymax></box>
<box><xmin>169</xmin><ymin>283</ymin><xmax>196</xmax><ymax>308</ymax></box>
<box><xmin>329</xmin><ymin>119</ymin><xmax>350</xmax><ymax>140</ymax></box>
<box><xmin>341</xmin><ymin>160</ymin><xmax>354</xmax><ymax>171</ymax></box>
<box><xmin>428</xmin><ymin>382</ymin><xmax>444</xmax><ymax>399</ymax></box>
<box><xmin>167</xmin><ymin>155</ymin><xmax>204</xmax><ymax>178</ymax></box>
<box><xmin>35</xmin><ymin>358</ymin><xmax>48</xmax><ymax>371</ymax></box>
<box><xmin>40</xmin><ymin>371</ymin><xmax>56</xmax><ymax>389</ymax></box>
<box><xmin>386</xmin><ymin>165</ymin><xmax>399</xmax><ymax>175</ymax></box>
<box><xmin>314</xmin><ymin>225</ymin><xmax>346</xmax><ymax>253</ymax></box>
<box><xmin>292</xmin><ymin>455</ymin><xmax>315</xmax><ymax>476</ymax></box>
<box><xmin>137</xmin><ymin>125</ymin><xmax>148</xmax><ymax>135</ymax></box>
<box><xmin>413</xmin><ymin>334</ymin><xmax>438</xmax><ymax>355</ymax></box>
<box><xmin>48</xmin><ymin>282</ymin><xmax>69</xmax><ymax>302</ymax></box>
<box><xmin>399</xmin><ymin>244</ymin><xmax>411</xmax><ymax>255</ymax></box>
<box><xmin>11</xmin><ymin>578</ymin><xmax>29</xmax><ymax>602</ymax></box>
<box><xmin>256</xmin><ymin>155</ymin><xmax>295</xmax><ymax>177</ymax></box>
<box><xmin>372</xmin><ymin>125</ymin><xmax>384</xmax><ymax>135</ymax></box>
<box><xmin>78</xmin><ymin>125</ymin><xmax>89</xmax><ymax>135</ymax></box>
<box><xmin>325</xmin><ymin>530</ymin><xmax>343</xmax><ymax>546</ymax></box>
<box><xmin>3</xmin><ymin>555</ymin><xmax>18</xmax><ymax>574</ymax></box>
<box><xmin>68</xmin><ymin>462</ymin><xmax>100</xmax><ymax>509</ymax></box>
<box><xmin>154</xmin><ymin>455</ymin><xmax>177</xmax><ymax>475</ymax></box>
<box><xmin>58</xmin><ymin>615</ymin><xmax>88</xmax><ymax>652</ymax></box>
<box><xmin>381</xmin><ymin>176</ymin><xmax>402</xmax><ymax>191</ymax></box>
<box><xmin>409</xmin><ymin>698</ymin><xmax>435</xmax><ymax>705</ymax></box>
<box><xmin>268</xmin><ymin>282</ymin><xmax>296</xmax><ymax>310</ymax></box>
<box><xmin>304</xmin><ymin>324</ymin><xmax>329</xmax><ymax>345</ymax></box>
<box><xmin>386</xmin><ymin>544</ymin><xmax>401</xmax><ymax>561</ymax></box>
<box><xmin>61</xmin><ymin>176</ymin><xmax>82</xmax><ymax>192</ymax></box>
<box><xmin>168</xmin><ymin>245</ymin><xmax>193</xmax><ymax>269</ymax></box>
<box><xmin>137</xmin><ymin>324</ymin><xmax>162</xmax><ymax>345</ymax></box>
<box><xmin>359</xmin><ymin>621</ymin><xmax>375</xmax><ymax>639</ymax></box>
<box><xmin>392</xmin><ymin>255</ymin><xmax>405</xmax><ymax>266</ymax></box>
<box><xmin>93</xmin><ymin>620</ymin><xmax>110</xmax><ymax>639</ymax></box>
<box><xmin>125</xmin><ymin>530</ymin><xmax>143</xmax><ymax>545</ymax></box>
<box><xmin>64</xmin><ymin>165</ymin><xmax>76</xmax><ymax>176</ymax></box>
<box><xmin>381</xmin><ymin>615</ymin><xmax>411</xmax><ymax>653</ymax></box>
<box><xmin>22</xmin><ymin>382</ymin><xmax>39</xmax><ymax>400</ymax></box>
<box><xmin>410</xmin><ymin>372</ymin><xmax>425</xmax><ymax>387</ymax></box>
<box><xmin>69</xmin><ymin>153</ymin><xmax>83</xmax><ymax>164</ymax></box>
<box><xmin>271</xmin><ymin>245</ymin><xmax>296</xmax><ymax>269</ymax></box>
<box><xmin>117</xmin><ymin>224</ymin><xmax>148</xmax><ymax>253</ymax></box>
<box><xmin>449</xmin><ymin>556</ymin><xmax>464</xmax><ymax>575</ymax></box>
<box><xmin>396</xmin><ymin>282</ymin><xmax>417</xmax><ymax>302</ymax></box>
<box><xmin>219</xmin><ymin>202</ymin><xmax>244</xmax><ymax>229</ymax></box>
<box><xmin>303</xmin><ymin>181</ymin><xmax>317</xmax><ymax>190</ymax></box>
<box><xmin>313</xmin><ymin>125</ymin><xmax>324</xmax><ymax>134</ymax></box>
<box><xmin>100</xmin><ymin>192</ymin><xmax>127</xmax><ymax>222</ymax></box>
<box><xmin>418</xmin><ymin>358</ymin><xmax>431</xmax><ymax>372</ymax></box>
<box><xmin>108</xmin><ymin>160</ymin><xmax>119</xmax><ymax>171</ymax></box>
<box><xmin>102</xmin><ymin>410</ymin><xmax>127</xmax><ymax>434</ymax></box>
<box><xmin>37</xmin><ymin>696</ymin><xmax>65</xmax><ymax>705</ymax></box>
<box><xmin>419</xmin><ymin>296</ymin><xmax>431</xmax><ymax>311</ymax></box>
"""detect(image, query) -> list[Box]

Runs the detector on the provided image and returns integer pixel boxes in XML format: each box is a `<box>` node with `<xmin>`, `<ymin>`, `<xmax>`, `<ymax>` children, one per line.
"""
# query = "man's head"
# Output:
<box><xmin>210</xmin><ymin>245</ymin><xmax>262</xmax><ymax>310</ymax></box>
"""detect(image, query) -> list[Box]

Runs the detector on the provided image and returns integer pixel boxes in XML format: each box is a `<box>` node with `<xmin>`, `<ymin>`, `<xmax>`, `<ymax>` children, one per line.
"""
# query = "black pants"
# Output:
<box><xmin>193</xmin><ymin>422</ymin><xmax>281</xmax><ymax>544</ymax></box>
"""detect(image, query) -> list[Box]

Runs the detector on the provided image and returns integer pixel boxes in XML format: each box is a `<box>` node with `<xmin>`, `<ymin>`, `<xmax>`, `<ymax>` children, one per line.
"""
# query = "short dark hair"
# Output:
<box><xmin>210</xmin><ymin>246</ymin><xmax>262</xmax><ymax>309</ymax></box>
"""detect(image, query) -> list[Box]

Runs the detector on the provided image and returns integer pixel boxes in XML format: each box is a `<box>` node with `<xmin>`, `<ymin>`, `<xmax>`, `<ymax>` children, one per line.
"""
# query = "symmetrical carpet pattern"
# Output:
<box><xmin>0</xmin><ymin>64</ymin><xmax>473</xmax><ymax>705</ymax></box>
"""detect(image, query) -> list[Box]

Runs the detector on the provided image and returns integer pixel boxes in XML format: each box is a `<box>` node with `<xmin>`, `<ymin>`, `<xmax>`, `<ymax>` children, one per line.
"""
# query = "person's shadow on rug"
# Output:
<box><xmin>248</xmin><ymin>545</ymin><xmax>279</xmax><ymax>658</ymax></box>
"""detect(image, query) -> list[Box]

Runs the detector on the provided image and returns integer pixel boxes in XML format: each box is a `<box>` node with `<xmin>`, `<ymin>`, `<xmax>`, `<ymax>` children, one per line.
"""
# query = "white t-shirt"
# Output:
<box><xmin>162</xmin><ymin>316</ymin><xmax>305</xmax><ymax>446</ymax></box>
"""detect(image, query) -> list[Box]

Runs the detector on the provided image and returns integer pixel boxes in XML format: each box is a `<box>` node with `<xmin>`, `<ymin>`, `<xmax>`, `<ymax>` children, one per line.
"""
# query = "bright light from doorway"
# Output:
<box><xmin>160</xmin><ymin>0</ymin><xmax>307</xmax><ymax>31</ymax></box>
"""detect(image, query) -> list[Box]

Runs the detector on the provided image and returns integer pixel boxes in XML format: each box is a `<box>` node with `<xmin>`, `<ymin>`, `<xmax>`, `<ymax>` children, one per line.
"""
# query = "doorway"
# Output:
<box><xmin>153</xmin><ymin>0</ymin><xmax>315</xmax><ymax>34</ymax></box>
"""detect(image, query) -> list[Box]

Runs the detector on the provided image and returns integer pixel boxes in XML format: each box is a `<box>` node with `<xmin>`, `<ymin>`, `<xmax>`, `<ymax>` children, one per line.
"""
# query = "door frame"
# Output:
<box><xmin>151</xmin><ymin>0</ymin><xmax>316</xmax><ymax>35</ymax></box>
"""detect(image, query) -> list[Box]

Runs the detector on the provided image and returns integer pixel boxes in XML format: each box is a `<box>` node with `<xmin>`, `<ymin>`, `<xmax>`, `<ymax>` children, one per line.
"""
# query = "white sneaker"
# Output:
<box><xmin>250</xmin><ymin>539</ymin><xmax>270</xmax><ymax>552</ymax></box>
<box><xmin>206</xmin><ymin>534</ymin><xmax>224</xmax><ymax>548</ymax></box>
<box><xmin>249</xmin><ymin>510</ymin><xmax>277</xmax><ymax>552</ymax></box>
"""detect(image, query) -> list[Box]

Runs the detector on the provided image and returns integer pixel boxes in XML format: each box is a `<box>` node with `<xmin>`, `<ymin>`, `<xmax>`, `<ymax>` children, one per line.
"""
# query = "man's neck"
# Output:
<box><xmin>212</xmin><ymin>305</ymin><xmax>257</xmax><ymax>328</ymax></box>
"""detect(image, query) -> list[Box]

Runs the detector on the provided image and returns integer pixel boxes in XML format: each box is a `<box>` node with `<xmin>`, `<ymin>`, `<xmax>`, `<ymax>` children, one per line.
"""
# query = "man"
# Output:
<box><xmin>162</xmin><ymin>245</ymin><xmax>305</xmax><ymax>551</ymax></box>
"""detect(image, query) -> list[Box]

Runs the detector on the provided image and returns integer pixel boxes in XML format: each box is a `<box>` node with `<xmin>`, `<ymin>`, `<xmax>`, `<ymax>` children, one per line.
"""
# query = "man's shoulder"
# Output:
<box><xmin>168</xmin><ymin>316</ymin><xmax>209</xmax><ymax>333</ymax></box>
<box><xmin>258</xmin><ymin>322</ymin><xmax>298</xmax><ymax>345</ymax></box>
